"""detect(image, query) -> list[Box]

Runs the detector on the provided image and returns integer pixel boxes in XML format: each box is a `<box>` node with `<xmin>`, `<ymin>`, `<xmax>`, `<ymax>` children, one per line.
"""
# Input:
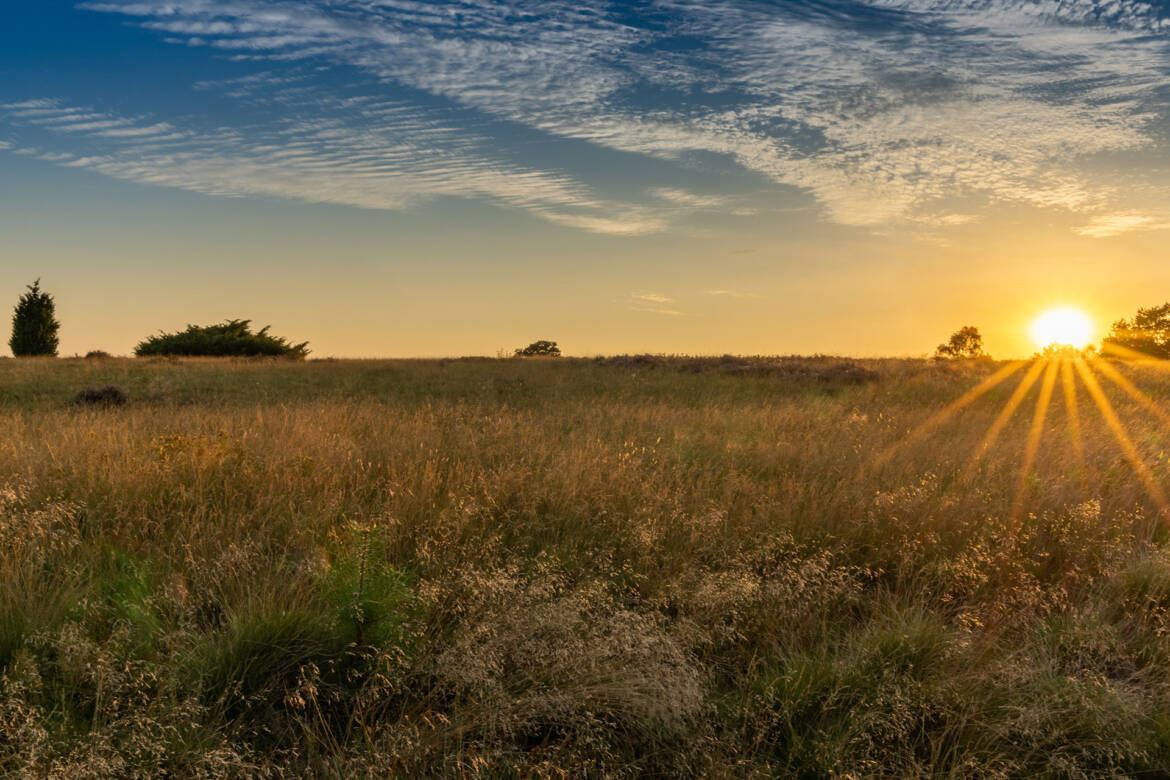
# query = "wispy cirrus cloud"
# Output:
<box><xmin>6</xmin><ymin>0</ymin><xmax>1170</xmax><ymax>233</ymax></box>
<box><xmin>705</xmin><ymin>289</ymin><xmax>761</xmax><ymax>299</ymax></box>
<box><xmin>632</xmin><ymin>293</ymin><xmax>674</xmax><ymax>305</ymax></box>
<box><xmin>1075</xmin><ymin>213</ymin><xmax>1170</xmax><ymax>238</ymax></box>
<box><xmin>626</xmin><ymin>292</ymin><xmax>683</xmax><ymax>315</ymax></box>
<box><xmin>0</xmin><ymin>96</ymin><xmax>669</xmax><ymax>234</ymax></box>
<box><xmin>650</xmin><ymin>188</ymin><xmax>730</xmax><ymax>210</ymax></box>
<box><xmin>631</xmin><ymin>305</ymin><xmax>685</xmax><ymax>316</ymax></box>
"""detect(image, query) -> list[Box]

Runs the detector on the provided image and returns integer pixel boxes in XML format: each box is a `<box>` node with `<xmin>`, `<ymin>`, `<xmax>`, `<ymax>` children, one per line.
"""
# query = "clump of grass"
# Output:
<box><xmin>186</xmin><ymin>599</ymin><xmax>346</xmax><ymax>723</ymax></box>
<box><xmin>425</xmin><ymin>563</ymin><xmax>705</xmax><ymax>773</ymax></box>
<box><xmin>0</xmin><ymin>486</ymin><xmax>87</xmax><ymax>669</ymax></box>
<box><xmin>746</xmin><ymin>607</ymin><xmax>961</xmax><ymax>775</ymax></box>
<box><xmin>73</xmin><ymin>385</ymin><xmax>128</xmax><ymax>406</ymax></box>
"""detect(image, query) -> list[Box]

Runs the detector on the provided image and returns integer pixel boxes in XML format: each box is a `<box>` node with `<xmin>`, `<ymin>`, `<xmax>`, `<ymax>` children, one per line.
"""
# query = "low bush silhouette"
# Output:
<box><xmin>594</xmin><ymin>354</ymin><xmax>880</xmax><ymax>383</ymax></box>
<box><xmin>515</xmin><ymin>340</ymin><xmax>561</xmax><ymax>357</ymax></box>
<box><xmin>816</xmin><ymin>361</ymin><xmax>879</xmax><ymax>384</ymax></box>
<box><xmin>73</xmin><ymin>385</ymin><xmax>128</xmax><ymax>406</ymax></box>
<box><xmin>135</xmin><ymin>319</ymin><xmax>309</xmax><ymax>358</ymax></box>
<box><xmin>84</xmin><ymin>350</ymin><xmax>112</xmax><ymax>359</ymax></box>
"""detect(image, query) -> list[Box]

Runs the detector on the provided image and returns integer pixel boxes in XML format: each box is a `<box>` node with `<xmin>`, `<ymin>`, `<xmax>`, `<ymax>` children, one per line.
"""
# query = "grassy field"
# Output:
<box><xmin>3</xmin><ymin>354</ymin><xmax>1170</xmax><ymax>777</ymax></box>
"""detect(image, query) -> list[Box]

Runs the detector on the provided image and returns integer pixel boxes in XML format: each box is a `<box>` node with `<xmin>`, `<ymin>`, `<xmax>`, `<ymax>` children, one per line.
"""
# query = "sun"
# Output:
<box><xmin>1030</xmin><ymin>306</ymin><xmax>1094</xmax><ymax>349</ymax></box>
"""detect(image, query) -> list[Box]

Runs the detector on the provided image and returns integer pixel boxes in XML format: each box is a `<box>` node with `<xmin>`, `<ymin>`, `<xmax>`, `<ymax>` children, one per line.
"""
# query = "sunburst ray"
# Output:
<box><xmin>1073</xmin><ymin>358</ymin><xmax>1170</xmax><ymax>520</ymax></box>
<box><xmin>1009</xmin><ymin>359</ymin><xmax>1059</xmax><ymax>521</ymax></box>
<box><xmin>1100</xmin><ymin>341</ymin><xmax>1170</xmax><ymax>366</ymax></box>
<box><xmin>1089</xmin><ymin>356</ymin><xmax>1170</xmax><ymax>431</ymax></box>
<box><xmin>962</xmin><ymin>359</ymin><xmax>1046</xmax><ymax>481</ymax></box>
<box><xmin>869</xmin><ymin>360</ymin><xmax>1027</xmax><ymax>469</ymax></box>
<box><xmin>1060</xmin><ymin>358</ymin><xmax>1088</xmax><ymax>492</ymax></box>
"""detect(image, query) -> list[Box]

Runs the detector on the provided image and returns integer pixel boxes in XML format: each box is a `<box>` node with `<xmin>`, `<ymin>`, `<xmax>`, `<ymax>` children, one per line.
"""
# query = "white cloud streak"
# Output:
<box><xmin>1075</xmin><ymin>214</ymin><xmax>1170</xmax><ymax>238</ymax></box>
<box><xmin>705</xmin><ymin>289</ymin><xmax>760</xmax><ymax>298</ymax></box>
<box><xmin>631</xmin><ymin>306</ymin><xmax>685</xmax><ymax>316</ymax></box>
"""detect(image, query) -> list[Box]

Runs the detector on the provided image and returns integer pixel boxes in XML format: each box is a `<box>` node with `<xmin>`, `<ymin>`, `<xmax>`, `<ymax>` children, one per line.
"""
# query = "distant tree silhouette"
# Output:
<box><xmin>1102</xmin><ymin>303</ymin><xmax>1170</xmax><ymax>359</ymax></box>
<box><xmin>934</xmin><ymin>326</ymin><xmax>985</xmax><ymax>359</ymax></box>
<box><xmin>515</xmin><ymin>340</ymin><xmax>562</xmax><ymax>357</ymax></box>
<box><xmin>9</xmin><ymin>279</ymin><xmax>60</xmax><ymax>357</ymax></box>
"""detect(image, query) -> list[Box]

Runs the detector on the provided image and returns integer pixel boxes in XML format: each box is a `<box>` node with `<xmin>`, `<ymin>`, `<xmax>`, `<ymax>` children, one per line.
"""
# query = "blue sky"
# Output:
<box><xmin>4</xmin><ymin>1</ymin><xmax>1170</xmax><ymax>356</ymax></box>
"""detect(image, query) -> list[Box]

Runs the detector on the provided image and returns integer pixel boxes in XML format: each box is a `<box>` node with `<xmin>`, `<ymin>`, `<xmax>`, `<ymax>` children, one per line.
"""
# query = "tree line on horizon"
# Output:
<box><xmin>7</xmin><ymin>280</ymin><xmax>309</xmax><ymax>359</ymax></box>
<box><xmin>12</xmin><ymin>280</ymin><xmax>1170</xmax><ymax>360</ymax></box>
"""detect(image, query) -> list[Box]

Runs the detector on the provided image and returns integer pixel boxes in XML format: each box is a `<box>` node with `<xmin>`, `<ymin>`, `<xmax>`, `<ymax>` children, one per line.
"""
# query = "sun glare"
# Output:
<box><xmin>1029</xmin><ymin>306</ymin><xmax>1093</xmax><ymax>349</ymax></box>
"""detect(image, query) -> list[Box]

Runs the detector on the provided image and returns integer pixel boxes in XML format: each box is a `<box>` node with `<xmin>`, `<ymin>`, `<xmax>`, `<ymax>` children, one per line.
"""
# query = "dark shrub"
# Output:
<box><xmin>595</xmin><ymin>353</ymin><xmax>666</xmax><ymax>368</ymax></box>
<box><xmin>594</xmin><ymin>354</ymin><xmax>880</xmax><ymax>384</ymax></box>
<box><xmin>84</xmin><ymin>350</ymin><xmax>112</xmax><ymax>359</ymax></box>
<box><xmin>515</xmin><ymin>340</ymin><xmax>561</xmax><ymax>357</ymax></box>
<box><xmin>74</xmin><ymin>385</ymin><xmax>128</xmax><ymax>406</ymax></box>
<box><xmin>134</xmin><ymin>319</ymin><xmax>309</xmax><ymax>358</ymax></box>
<box><xmin>817</xmin><ymin>362</ymin><xmax>879</xmax><ymax>384</ymax></box>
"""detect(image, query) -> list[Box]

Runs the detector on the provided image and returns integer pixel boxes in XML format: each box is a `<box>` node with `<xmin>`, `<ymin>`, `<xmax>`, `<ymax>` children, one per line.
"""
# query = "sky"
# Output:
<box><xmin>3</xmin><ymin>0</ymin><xmax>1170</xmax><ymax>358</ymax></box>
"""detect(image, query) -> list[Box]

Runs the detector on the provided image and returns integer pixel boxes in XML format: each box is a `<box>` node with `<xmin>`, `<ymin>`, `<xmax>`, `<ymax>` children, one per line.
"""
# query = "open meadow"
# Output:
<box><xmin>4</xmin><ymin>354</ymin><xmax>1170</xmax><ymax>777</ymax></box>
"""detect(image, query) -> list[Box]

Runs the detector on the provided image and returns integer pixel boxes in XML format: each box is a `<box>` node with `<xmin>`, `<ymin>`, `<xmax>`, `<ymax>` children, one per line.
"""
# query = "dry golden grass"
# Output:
<box><xmin>3</xmin><ymin>354</ymin><xmax>1170</xmax><ymax>776</ymax></box>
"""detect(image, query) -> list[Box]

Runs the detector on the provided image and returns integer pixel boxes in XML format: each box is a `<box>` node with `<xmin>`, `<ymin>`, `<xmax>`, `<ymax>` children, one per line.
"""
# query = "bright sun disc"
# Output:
<box><xmin>1030</xmin><ymin>306</ymin><xmax>1093</xmax><ymax>349</ymax></box>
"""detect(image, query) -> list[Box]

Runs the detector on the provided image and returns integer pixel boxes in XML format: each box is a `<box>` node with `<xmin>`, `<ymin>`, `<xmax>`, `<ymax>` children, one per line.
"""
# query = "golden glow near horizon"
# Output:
<box><xmin>1029</xmin><ymin>306</ymin><xmax>1094</xmax><ymax>350</ymax></box>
